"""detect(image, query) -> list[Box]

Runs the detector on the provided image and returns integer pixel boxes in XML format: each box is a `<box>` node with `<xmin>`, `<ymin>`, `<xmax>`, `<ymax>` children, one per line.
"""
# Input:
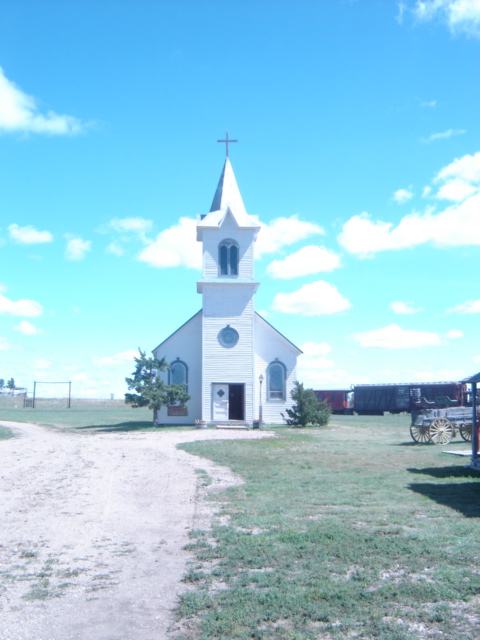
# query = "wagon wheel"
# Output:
<box><xmin>410</xmin><ymin>424</ymin><xmax>431</xmax><ymax>443</ymax></box>
<box><xmin>459</xmin><ymin>424</ymin><xmax>473</xmax><ymax>442</ymax></box>
<box><xmin>428</xmin><ymin>418</ymin><xmax>454</xmax><ymax>444</ymax></box>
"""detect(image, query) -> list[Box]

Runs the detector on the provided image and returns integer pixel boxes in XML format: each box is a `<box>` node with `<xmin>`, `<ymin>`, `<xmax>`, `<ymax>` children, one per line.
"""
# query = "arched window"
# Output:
<box><xmin>169</xmin><ymin>358</ymin><xmax>188</xmax><ymax>392</ymax></box>
<box><xmin>219</xmin><ymin>239</ymin><xmax>239</xmax><ymax>276</ymax></box>
<box><xmin>267</xmin><ymin>360</ymin><xmax>286</xmax><ymax>400</ymax></box>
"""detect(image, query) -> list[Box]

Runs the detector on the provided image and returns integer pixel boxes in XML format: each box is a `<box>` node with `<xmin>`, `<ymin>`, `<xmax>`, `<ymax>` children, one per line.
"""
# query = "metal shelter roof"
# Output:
<box><xmin>462</xmin><ymin>372</ymin><xmax>480</xmax><ymax>384</ymax></box>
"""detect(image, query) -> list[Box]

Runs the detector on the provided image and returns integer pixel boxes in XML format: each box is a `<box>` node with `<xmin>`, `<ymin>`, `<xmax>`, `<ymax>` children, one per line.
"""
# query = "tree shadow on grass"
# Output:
<box><xmin>76</xmin><ymin>421</ymin><xmax>156</xmax><ymax>433</ymax></box>
<box><xmin>408</xmin><ymin>466</ymin><xmax>480</xmax><ymax>517</ymax></box>
<box><xmin>396</xmin><ymin>441</ymin><xmax>424</xmax><ymax>447</ymax></box>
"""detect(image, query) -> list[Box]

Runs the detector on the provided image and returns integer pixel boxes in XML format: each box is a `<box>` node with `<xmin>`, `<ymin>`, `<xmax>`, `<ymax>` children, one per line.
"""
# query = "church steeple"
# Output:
<box><xmin>196</xmin><ymin>157</ymin><xmax>260</xmax><ymax>292</ymax></box>
<box><xmin>209</xmin><ymin>158</ymin><xmax>248</xmax><ymax>218</ymax></box>
<box><xmin>197</xmin><ymin>158</ymin><xmax>260</xmax><ymax>241</ymax></box>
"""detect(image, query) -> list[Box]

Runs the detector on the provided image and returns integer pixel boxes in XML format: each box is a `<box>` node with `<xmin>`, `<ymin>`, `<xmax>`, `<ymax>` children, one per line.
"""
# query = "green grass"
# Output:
<box><xmin>0</xmin><ymin>402</ymin><xmax>187</xmax><ymax>433</ymax></box>
<box><xmin>0</xmin><ymin>425</ymin><xmax>14</xmax><ymax>439</ymax></box>
<box><xmin>176</xmin><ymin>415</ymin><xmax>480</xmax><ymax>640</ymax></box>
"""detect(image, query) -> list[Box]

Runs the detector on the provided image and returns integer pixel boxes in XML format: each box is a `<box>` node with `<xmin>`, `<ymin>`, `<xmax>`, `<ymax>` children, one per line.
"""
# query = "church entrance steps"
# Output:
<box><xmin>214</xmin><ymin>421</ymin><xmax>250</xmax><ymax>430</ymax></box>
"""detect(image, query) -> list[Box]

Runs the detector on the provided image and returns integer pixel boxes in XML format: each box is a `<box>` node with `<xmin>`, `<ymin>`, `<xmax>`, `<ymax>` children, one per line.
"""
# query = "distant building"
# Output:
<box><xmin>153</xmin><ymin>157</ymin><xmax>301</xmax><ymax>425</ymax></box>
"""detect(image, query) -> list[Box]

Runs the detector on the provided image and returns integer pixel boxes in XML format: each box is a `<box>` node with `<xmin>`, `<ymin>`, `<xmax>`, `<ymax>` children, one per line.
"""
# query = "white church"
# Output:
<box><xmin>153</xmin><ymin>154</ymin><xmax>302</xmax><ymax>426</ymax></box>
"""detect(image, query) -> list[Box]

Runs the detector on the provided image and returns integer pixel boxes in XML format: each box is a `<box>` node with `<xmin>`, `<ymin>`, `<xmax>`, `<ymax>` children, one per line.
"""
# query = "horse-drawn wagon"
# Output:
<box><xmin>410</xmin><ymin>405</ymin><xmax>475</xmax><ymax>444</ymax></box>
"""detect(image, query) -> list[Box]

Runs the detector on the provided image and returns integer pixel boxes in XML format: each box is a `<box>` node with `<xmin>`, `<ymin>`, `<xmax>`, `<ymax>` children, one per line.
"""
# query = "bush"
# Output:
<box><xmin>282</xmin><ymin>381</ymin><xmax>331</xmax><ymax>427</ymax></box>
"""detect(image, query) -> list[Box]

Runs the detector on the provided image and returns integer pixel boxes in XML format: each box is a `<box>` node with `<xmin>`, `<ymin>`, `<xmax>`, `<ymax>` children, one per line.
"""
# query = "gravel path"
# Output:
<box><xmin>0</xmin><ymin>422</ymin><xmax>273</xmax><ymax>640</ymax></box>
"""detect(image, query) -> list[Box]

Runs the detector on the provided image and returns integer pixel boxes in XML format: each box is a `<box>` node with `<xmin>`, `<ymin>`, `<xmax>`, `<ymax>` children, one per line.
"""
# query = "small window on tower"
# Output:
<box><xmin>219</xmin><ymin>239</ymin><xmax>239</xmax><ymax>276</ymax></box>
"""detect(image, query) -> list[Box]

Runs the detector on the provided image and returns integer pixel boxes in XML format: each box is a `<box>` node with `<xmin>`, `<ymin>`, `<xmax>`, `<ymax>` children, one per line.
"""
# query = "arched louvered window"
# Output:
<box><xmin>219</xmin><ymin>239</ymin><xmax>239</xmax><ymax>276</ymax></box>
<box><xmin>169</xmin><ymin>358</ymin><xmax>188</xmax><ymax>392</ymax></box>
<box><xmin>267</xmin><ymin>360</ymin><xmax>286</xmax><ymax>400</ymax></box>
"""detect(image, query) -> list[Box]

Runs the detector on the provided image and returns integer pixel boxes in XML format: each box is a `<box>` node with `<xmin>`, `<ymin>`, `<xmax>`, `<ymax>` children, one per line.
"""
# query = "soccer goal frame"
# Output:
<box><xmin>32</xmin><ymin>381</ymin><xmax>72</xmax><ymax>408</ymax></box>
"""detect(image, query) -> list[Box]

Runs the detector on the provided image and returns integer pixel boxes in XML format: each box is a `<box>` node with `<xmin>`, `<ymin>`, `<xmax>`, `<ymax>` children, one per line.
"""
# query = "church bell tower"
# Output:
<box><xmin>196</xmin><ymin>151</ymin><xmax>261</xmax><ymax>424</ymax></box>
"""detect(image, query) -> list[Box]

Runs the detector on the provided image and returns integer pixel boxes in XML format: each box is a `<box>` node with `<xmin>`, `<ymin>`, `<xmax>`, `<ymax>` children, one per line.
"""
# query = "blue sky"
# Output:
<box><xmin>1</xmin><ymin>0</ymin><xmax>479</xmax><ymax>399</ymax></box>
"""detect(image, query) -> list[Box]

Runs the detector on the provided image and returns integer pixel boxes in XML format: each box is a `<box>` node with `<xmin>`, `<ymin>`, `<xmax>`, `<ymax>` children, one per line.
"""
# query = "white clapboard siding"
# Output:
<box><xmin>253</xmin><ymin>313</ymin><xmax>300</xmax><ymax>424</ymax></box>
<box><xmin>153</xmin><ymin>311</ymin><xmax>202</xmax><ymax>425</ymax></box>
<box><xmin>202</xmin><ymin>220</ymin><xmax>255</xmax><ymax>280</ymax></box>
<box><xmin>202</xmin><ymin>289</ymin><xmax>255</xmax><ymax>422</ymax></box>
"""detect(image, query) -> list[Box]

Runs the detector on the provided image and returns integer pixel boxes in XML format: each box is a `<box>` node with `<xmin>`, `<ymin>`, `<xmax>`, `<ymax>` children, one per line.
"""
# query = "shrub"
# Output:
<box><xmin>282</xmin><ymin>381</ymin><xmax>331</xmax><ymax>427</ymax></box>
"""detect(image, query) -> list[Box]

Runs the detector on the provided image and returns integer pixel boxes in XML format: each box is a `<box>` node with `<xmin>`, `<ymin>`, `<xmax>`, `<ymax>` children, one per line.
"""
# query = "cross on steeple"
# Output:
<box><xmin>217</xmin><ymin>131</ymin><xmax>237</xmax><ymax>157</ymax></box>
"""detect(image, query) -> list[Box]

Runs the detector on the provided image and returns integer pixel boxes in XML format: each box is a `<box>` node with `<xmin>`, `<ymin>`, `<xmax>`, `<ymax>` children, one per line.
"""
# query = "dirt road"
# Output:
<box><xmin>0</xmin><ymin>422</ymin><xmax>272</xmax><ymax>640</ymax></box>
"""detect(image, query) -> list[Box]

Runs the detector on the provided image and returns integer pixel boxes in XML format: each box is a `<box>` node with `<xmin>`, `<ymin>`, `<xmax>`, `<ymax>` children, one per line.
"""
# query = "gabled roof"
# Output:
<box><xmin>197</xmin><ymin>158</ymin><xmax>260</xmax><ymax>241</ymax></box>
<box><xmin>255</xmin><ymin>312</ymin><xmax>303</xmax><ymax>356</ymax></box>
<box><xmin>152</xmin><ymin>310</ymin><xmax>202</xmax><ymax>354</ymax></box>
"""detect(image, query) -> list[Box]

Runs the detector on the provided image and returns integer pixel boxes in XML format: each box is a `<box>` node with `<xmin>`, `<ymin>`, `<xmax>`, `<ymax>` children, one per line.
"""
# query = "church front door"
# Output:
<box><xmin>212</xmin><ymin>383</ymin><xmax>245</xmax><ymax>421</ymax></box>
<box><xmin>228</xmin><ymin>384</ymin><xmax>245</xmax><ymax>420</ymax></box>
<box><xmin>212</xmin><ymin>384</ymin><xmax>229</xmax><ymax>421</ymax></box>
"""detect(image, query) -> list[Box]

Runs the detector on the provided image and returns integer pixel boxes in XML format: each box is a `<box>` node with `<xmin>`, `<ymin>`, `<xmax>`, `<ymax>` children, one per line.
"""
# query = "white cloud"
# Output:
<box><xmin>73</xmin><ymin>373</ymin><xmax>89</xmax><ymax>381</ymax></box>
<box><xmin>136</xmin><ymin>213</ymin><xmax>323</xmax><ymax>270</ymax></box>
<box><xmin>93</xmin><ymin>350</ymin><xmax>139</xmax><ymax>367</ymax></box>
<box><xmin>338</xmin><ymin>151</ymin><xmax>480</xmax><ymax>256</ymax></box>
<box><xmin>396</xmin><ymin>2</ymin><xmax>407</xmax><ymax>23</ymax></box>
<box><xmin>32</xmin><ymin>370</ymin><xmax>48</xmax><ymax>379</ymax></box>
<box><xmin>255</xmin><ymin>215</ymin><xmax>324</xmax><ymax>258</ymax></box>
<box><xmin>0</xmin><ymin>293</ymin><xmax>43</xmax><ymax>317</ymax></box>
<box><xmin>14</xmin><ymin>321</ymin><xmax>43</xmax><ymax>335</ymax></box>
<box><xmin>433</xmin><ymin>151</ymin><xmax>480</xmax><ymax>203</ymax></box>
<box><xmin>300</xmin><ymin>341</ymin><xmax>332</xmax><ymax>357</ymax></box>
<box><xmin>295</xmin><ymin>364</ymin><xmax>350</xmax><ymax>389</ymax></box>
<box><xmin>0</xmin><ymin>337</ymin><xmax>13</xmax><ymax>351</ymax></box>
<box><xmin>65</xmin><ymin>235</ymin><xmax>91</xmax><ymax>261</ymax></box>
<box><xmin>33</xmin><ymin>359</ymin><xmax>52</xmax><ymax>369</ymax></box>
<box><xmin>337</xmin><ymin>210</ymin><xmax>432</xmax><ymax>256</ymax></box>
<box><xmin>266</xmin><ymin>246</ymin><xmax>341</xmax><ymax>279</ymax></box>
<box><xmin>446</xmin><ymin>329</ymin><xmax>463</xmax><ymax>339</ymax></box>
<box><xmin>108</xmin><ymin>217</ymin><xmax>152</xmax><ymax>236</ymax></box>
<box><xmin>296</xmin><ymin>342</ymin><xmax>336</xmax><ymax>385</ymax></box>
<box><xmin>390</xmin><ymin>301</ymin><xmax>422</xmax><ymax>314</ymax></box>
<box><xmin>296</xmin><ymin>342</ymin><xmax>335</xmax><ymax>381</ymax></box>
<box><xmin>411</xmin><ymin>368</ymin><xmax>467</xmax><ymax>381</ymax></box>
<box><xmin>272</xmin><ymin>281</ymin><xmax>351</xmax><ymax>316</ymax></box>
<box><xmin>435</xmin><ymin>150</ymin><xmax>480</xmax><ymax>184</ymax></box>
<box><xmin>413</xmin><ymin>0</ymin><xmax>480</xmax><ymax>38</ymax></box>
<box><xmin>435</xmin><ymin>179</ymin><xmax>476</xmax><ymax>201</ymax></box>
<box><xmin>393</xmin><ymin>188</ymin><xmax>414</xmax><ymax>204</ymax></box>
<box><xmin>447</xmin><ymin>299</ymin><xmax>480</xmax><ymax>313</ymax></box>
<box><xmin>421</xmin><ymin>129</ymin><xmax>466</xmax><ymax>143</ymax></box>
<box><xmin>8</xmin><ymin>224</ymin><xmax>53</xmax><ymax>244</ymax></box>
<box><xmin>101</xmin><ymin>217</ymin><xmax>153</xmax><ymax>256</ymax></box>
<box><xmin>0</xmin><ymin>66</ymin><xmax>88</xmax><ymax>135</ymax></box>
<box><xmin>420</xmin><ymin>99</ymin><xmax>437</xmax><ymax>108</ymax></box>
<box><xmin>106</xmin><ymin>242</ymin><xmax>126</xmax><ymax>256</ymax></box>
<box><xmin>353</xmin><ymin>324</ymin><xmax>442</xmax><ymax>349</ymax></box>
<box><xmin>137</xmin><ymin>217</ymin><xmax>201</xmax><ymax>269</ymax></box>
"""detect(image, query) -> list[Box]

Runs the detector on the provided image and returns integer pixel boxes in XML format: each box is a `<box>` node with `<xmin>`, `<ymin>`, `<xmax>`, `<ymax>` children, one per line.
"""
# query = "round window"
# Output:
<box><xmin>218</xmin><ymin>325</ymin><xmax>239</xmax><ymax>348</ymax></box>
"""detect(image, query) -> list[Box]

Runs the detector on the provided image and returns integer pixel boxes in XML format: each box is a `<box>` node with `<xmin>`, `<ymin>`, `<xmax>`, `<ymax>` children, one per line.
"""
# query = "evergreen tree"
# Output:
<box><xmin>6</xmin><ymin>378</ymin><xmax>15</xmax><ymax>393</ymax></box>
<box><xmin>0</xmin><ymin>379</ymin><xmax>4</xmax><ymax>392</ymax></box>
<box><xmin>125</xmin><ymin>350</ymin><xmax>190</xmax><ymax>425</ymax></box>
<box><xmin>282</xmin><ymin>381</ymin><xmax>331</xmax><ymax>427</ymax></box>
